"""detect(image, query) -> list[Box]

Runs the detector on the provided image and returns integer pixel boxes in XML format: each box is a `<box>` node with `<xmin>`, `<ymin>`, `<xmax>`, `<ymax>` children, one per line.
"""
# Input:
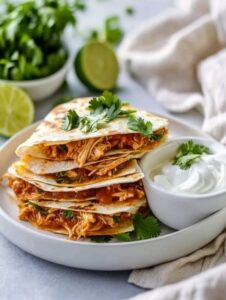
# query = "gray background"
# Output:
<box><xmin>0</xmin><ymin>1</ymin><xmax>203</xmax><ymax>299</ymax></box>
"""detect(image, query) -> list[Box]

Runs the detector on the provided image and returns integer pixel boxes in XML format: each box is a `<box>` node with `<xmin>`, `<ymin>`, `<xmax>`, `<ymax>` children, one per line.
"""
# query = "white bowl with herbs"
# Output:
<box><xmin>140</xmin><ymin>137</ymin><xmax>226</xmax><ymax>230</ymax></box>
<box><xmin>0</xmin><ymin>0</ymin><xmax>81</xmax><ymax>101</ymax></box>
<box><xmin>0</xmin><ymin>58</ymin><xmax>70</xmax><ymax>101</ymax></box>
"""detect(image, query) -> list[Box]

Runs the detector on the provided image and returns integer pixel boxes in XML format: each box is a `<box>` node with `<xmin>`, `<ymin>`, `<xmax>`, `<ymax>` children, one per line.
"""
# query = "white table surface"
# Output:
<box><xmin>0</xmin><ymin>1</ymin><xmax>203</xmax><ymax>299</ymax></box>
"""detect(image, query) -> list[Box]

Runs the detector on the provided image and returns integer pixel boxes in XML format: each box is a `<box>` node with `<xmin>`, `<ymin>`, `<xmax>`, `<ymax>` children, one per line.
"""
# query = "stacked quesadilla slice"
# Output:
<box><xmin>5</xmin><ymin>93</ymin><xmax>168</xmax><ymax>240</ymax></box>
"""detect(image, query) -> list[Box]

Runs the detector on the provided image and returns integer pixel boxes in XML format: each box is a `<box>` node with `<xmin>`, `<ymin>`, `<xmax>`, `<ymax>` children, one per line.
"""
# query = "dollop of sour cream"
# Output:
<box><xmin>153</xmin><ymin>153</ymin><xmax>226</xmax><ymax>194</ymax></box>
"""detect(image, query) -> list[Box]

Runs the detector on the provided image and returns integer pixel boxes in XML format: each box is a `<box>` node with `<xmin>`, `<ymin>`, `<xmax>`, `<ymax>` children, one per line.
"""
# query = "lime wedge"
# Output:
<box><xmin>0</xmin><ymin>85</ymin><xmax>34</xmax><ymax>137</ymax></box>
<box><xmin>75</xmin><ymin>41</ymin><xmax>119</xmax><ymax>91</ymax></box>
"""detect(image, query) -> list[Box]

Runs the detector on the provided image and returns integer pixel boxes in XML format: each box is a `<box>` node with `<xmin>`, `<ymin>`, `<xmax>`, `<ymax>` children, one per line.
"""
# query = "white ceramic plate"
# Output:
<box><xmin>0</xmin><ymin>117</ymin><xmax>226</xmax><ymax>271</ymax></box>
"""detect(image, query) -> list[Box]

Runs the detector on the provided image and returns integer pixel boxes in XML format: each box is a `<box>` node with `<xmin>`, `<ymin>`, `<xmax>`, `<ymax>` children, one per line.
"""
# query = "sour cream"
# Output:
<box><xmin>153</xmin><ymin>153</ymin><xmax>226</xmax><ymax>194</ymax></box>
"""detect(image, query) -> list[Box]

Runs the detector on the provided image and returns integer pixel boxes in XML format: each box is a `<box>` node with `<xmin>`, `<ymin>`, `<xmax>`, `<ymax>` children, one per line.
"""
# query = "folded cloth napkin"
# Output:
<box><xmin>119</xmin><ymin>0</ymin><xmax>226</xmax><ymax>143</ymax></box>
<box><xmin>129</xmin><ymin>263</ymin><xmax>226</xmax><ymax>300</ymax></box>
<box><xmin>129</xmin><ymin>230</ymin><xmax>226</xmax><ymax>290</ymax></box>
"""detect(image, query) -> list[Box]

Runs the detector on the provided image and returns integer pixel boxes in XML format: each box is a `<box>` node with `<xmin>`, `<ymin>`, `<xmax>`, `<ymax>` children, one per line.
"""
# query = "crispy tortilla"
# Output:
<box><xmin>8</xmin><ymin>162</ymin><xmax>144</xmax><ymax>192</ymax></box>
<box><xmin>7</xmin><ymin>176</ymin><xmax>145</xmax><ymax>204</ymax></box>
<box><xmin>16</xmin><ymin>97</ymin><xmax>168</xmax><ymax>162</ymax></box>
<box><xmin>22</xmin><ymin>151</ymin><xmax>146</xmax><ymax>174</ymax></box>
<box><xmin>10</xmin><ymin>159</ymin><xmax>141</xmax><ymax>186</ymax></box>
<box><xmin>19</xmin><ymin>203</ymin><xmax>137</xmax><ymax>239</ymax></box>
<box><xmin>28</xmin><ymin>197</ymin><xmax>146</xmax><ymax>215</ymax></box>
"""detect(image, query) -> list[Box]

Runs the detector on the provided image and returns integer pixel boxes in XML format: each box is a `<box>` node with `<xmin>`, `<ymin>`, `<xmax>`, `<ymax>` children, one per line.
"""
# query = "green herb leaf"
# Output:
<box><xmin>55</xmin><ymin>172</ymin><xmax>73</xmax><ymax>184</ymax></box>
<box><xmin>0</xmin><ymin>0</ymin><xmax>82</xmax><ymax>80</ymax></box>
<box><xmin>28</xmin><ymin>201</ymin><xmax>47</xmax><ymax>214</ymax></box>
<box><xmin>125</xmin><ymin>7</ymin><xmax>135</xmax><ymax>15</ymax></box>
<box><xmin>63</xmin><ymin>210</ymin><xmax>74</xmax><ymax>219</ymax></box>
<box><xmin>113</xmin><ymin>215</ymin><xmax>120</xmax><ymax>223</ymax></box>
<box><xmin>173</xmin><ymin>140</ymin><xmax>210</xmax><ymax>170</ymax></box>
<box><xmin>73</xmin><ymin>0</ymin><xmax>86</xmax><ymax>11</ymax></box>
<box><xmin>128</xmin><ymin>117</ymin><xmax>154</xmax><ymax>138</ymax></box>
<box><xmin>115</xmin><ymin>233</ymin><xmax>131</xmax><ymax>241</ymax></box>
<box><xmin>61</xmin><ymin>109</ymin><xmax>80</xmax><ymax>131</ymax></box>
<box><xmin>61</xmin><ymin>91</ymin><xmax>136</xmax><ymax>133</ymax></box>
<box><xmin>79</xmin><ymin>91</ymin><xmax>135</xmax><ymax>133</ymax></box>
<box><xmin>133</xmin><ymin>214</ymin><xmax>161</xmax><ymax>240</ymax></box>
<box><xmin>58</xmin><ymin>144</ymin><xmax>67</xmax><ymax>153</ymax></box>
<box><xmin>90</xmin><ymin>236</ymin><xmax>112</xmax><ymax>243</ymax></box>
<box><xmin>103</xmin><ymin>16</ymin><xmax>123</xmax><ymax>45</ymax></box>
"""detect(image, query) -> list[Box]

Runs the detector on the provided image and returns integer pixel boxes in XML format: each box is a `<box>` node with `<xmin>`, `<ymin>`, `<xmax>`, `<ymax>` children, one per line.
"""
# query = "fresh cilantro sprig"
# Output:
<box><xmin>61</xmin><ymin>91</ymin><xmax>135</xmax><ymax>133</ymax></box>
<box><xmin>87</xmin><ymin>16</ymin><xmax>123</xmax><ymax>46</ymax></box>
<box><xmin>103</xmin><ymin>16</ymin><xmax>123</xmax><ymax>46</ymax></box>
<box><xmin>125</xmin><ymin>7</ymin><xmax>135</xmax><ymax>16</ymax></box>
<box><xmin>114</xmin><ymin>232</ymin><xmax>131</xmax><ymax>241</ymax></box>
<box><xmin>133</xmin><ymin>214</ymin><xmax>161</xmax><ymax>240</ymax></box>
<box><xmin>88</xmin><ymin>90</ymin><xmax>135</xmax><ymax>122</ymax></box>
<box><xmin>90</xmin><ymin>236</ymin><xmax>112</xmax><ymax>243</ymax></box>
<box><xmin>128</xmin><ymin>117</ymin><xmax>153</xmax><ymax>137</ymax></box>
<box><xmin>128</xmin><ymin>116</ymin><xmax>162</xmax><ymax>140</ymax></box>
<box><xmin>61</xmin><ymin>109</ymin><xmax>80</xmax><ymax>131</ymax></box>
<box><xmin>173</xmin><ymin>140</ymin><xmax>210</xmax><ymax>170</ymax></box>
<box><xmin>91</xmin><ymin>214</ymin><xmax>161</xmax><ymax>243</ymax></box>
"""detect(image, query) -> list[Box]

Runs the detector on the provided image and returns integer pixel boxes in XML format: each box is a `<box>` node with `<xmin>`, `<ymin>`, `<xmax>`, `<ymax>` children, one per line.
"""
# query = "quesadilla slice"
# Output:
<box><xmin>19</xmin><ymin>198</ymin><xmax>147</xmax><ymax>240</ymax></box>
<box><xmin>22</xmin><ymin>151</ymin><xmax>146</xmax><ymax>175</ymax></box>
<box><xmin>26</xmin><ymin>197</ymin><xmax>147</xmax><ymax>215</ymax></box>
<box><xmin>7</xmin><ymin>176</ymin><xmax>145</xmax><ymax>204</ymax></box>
<box><xmin>8</xmin><ymin>159</ymin><xmax>144</xmax><ymax>192</ymax></box>
<box><xmin>16</xmin><ymin>97</ymin><xmax>168</xmax><ymax>166</ymax></box>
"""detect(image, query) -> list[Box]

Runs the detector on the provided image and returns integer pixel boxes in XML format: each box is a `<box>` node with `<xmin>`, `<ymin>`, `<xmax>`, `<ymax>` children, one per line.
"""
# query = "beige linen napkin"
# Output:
<box><xmin>129</xmin><ymin>231</ymin><xmax>226</xmax><ymax>290</ymax></box>
<box><xmin>119</xmin><ymin>0</ymin><xmax>226</xmax><ymax>143</ymax></box>
<box><xmin>130</xmin><ymin>263</ymin><xmax>226</xmax><ymax>300</ymax></box>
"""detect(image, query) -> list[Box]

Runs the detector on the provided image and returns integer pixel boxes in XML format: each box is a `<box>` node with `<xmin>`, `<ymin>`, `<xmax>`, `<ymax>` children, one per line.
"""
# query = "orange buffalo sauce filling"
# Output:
<box><xmin>8</xmin><ymin>177</ymin><xmax>144</xmax><ymax>204</ymax></box>
<box><xmin>19</xmin><ymin>205</ymin><xmax>132</xmax><ymax>240</ymax></box>
<box><xmin>40</xmin><ymin>129</ymin><xmax>167</xmax><ymax>166</ymax></box>
<box><xmin>50</xmin><ymin>160</ymin><xmax>129</xmax><ymax>185</ymax></box>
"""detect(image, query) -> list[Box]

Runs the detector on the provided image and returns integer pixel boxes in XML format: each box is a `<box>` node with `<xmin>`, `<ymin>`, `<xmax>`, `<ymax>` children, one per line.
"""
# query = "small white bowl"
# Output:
<box><xmin>0</xmin><ymin>58</ymin><xmax>70</xmax><ymax>102</ymax></box>
<box><xmin>140</xmin><ymin>137</ymin><xmax>226</xmax><ymax>230</ymax></box>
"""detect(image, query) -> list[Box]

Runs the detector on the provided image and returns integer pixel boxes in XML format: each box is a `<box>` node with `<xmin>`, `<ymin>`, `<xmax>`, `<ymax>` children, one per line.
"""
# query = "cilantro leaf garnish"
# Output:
<box><xmin>63</xmin><ymin>210</ymin><xmax>74</xmax><ymax>219</ymax></box>
<box><xmin>173</xmin><ymin>140</ymin><xmax>210</xmax><ymax>170</ymax></box>
<box><xmin>62</xmin><ymin>91</ymin><xmax>136</xmax><ymax>133</ymax></box>
<box><xmin>88</xmin><ymin>90</ymin><xmax>134</xmax><ymax>121</ymax></box>
<box><xmin>114</xmin><ymin>233</ymin><xmax>131</xmax><ymax>241</ymax></box>
<box><xmin>90</xmin><ymin>236</ymin><xmax>112</xmax><ymax>243</ymax></box>
<box><xmin>79</xmin><ymin>91</ymin><xmax>135</xmax><ymax>132</ymax></box>
<box><xmin>61</xmin><ymin>109</ymin><xmax>80</xmax><ymax>131</ymax></box>
<box><xmin>90</xmin><ymin>214</ymin><xmax>161</xmax><ymax>243</ymax></box>
<box><xmin>125</xmin><ymin>7</ymin><xmax>135</xmax><ymax>16</ymax></box>
<box><xmin>103</xmin><ymin>16</ymin><xmax>123</xmax><ymax>46</ymax></box>
<box><xmin>133</xmin><ymin>214</ymin><xmax>161</xmax><ymax>240</ymax></box>
<box><xmin>128</xmin><ymin>116</ymin><xmax>157</xmax><ymax>139</ymax></box>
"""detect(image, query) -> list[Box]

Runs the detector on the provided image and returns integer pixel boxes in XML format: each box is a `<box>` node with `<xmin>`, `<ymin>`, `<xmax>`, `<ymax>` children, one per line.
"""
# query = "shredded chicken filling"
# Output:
<box><xmin>50</xmin><ymin>160</ymin><xmax>129</xmax><ymax>184</ymax></box>
<box><xmin>19</xmin><ymin>205</ymin><xmax>132</xmax><ymax>240</ymax></box>
<box><xmin>8</xmin><ymin>177</ymin><xmax>144</xmax><ymax>204</ymax></box>
<box><xmin>41</xmin><ymin>129</ymin><xmax>167</xmax><ymax>165</ymax></box>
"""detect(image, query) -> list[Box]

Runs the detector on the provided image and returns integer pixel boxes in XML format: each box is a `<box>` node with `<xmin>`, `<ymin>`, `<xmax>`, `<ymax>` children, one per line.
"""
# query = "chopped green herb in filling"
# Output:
<box><xmin>63</xmin><ymin>210</ymin><xmax>74</xmax><ymax>219</ymax></box>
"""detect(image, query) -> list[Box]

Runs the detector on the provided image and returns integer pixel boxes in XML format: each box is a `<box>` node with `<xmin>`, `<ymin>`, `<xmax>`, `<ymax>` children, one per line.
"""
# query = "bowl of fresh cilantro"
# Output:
<box><xmin>0</xmin><ymin>0</ymin><xmax>84</xmax><ymax>101</ymax></box>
